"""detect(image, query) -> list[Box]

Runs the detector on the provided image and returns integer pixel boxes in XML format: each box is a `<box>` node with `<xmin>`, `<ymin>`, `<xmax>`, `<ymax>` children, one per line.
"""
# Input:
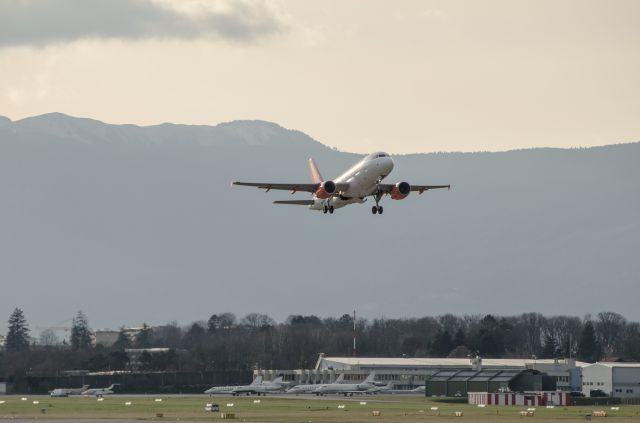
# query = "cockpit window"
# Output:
<box><xmin>365</xmin><ymin>152</ymin><xmax>389</xmax><ymax>161</ymax></box>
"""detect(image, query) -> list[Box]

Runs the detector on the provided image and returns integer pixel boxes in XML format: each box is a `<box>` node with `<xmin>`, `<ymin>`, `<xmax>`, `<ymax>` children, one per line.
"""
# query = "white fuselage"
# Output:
<box><xmin>313</xmin><ymin>381</ymin><xmax>374</xmax><ymax>395</ymax></box>
<box><xmin>204</xmin><ymin>386</ymin><xmax>238</xmax><ymax>395</ymax></box>
<box><xmin>286</xmin><ymin>384</ymin><xmax>325</xmax><ymax>394</ymax></box>
<box><xmin>309</xmin><ymin>153</ymin><xmax>394</xmax><ymax>210</ymax></box>
<box><xmin>82</xmin><ymin>388</ymin><xmax>113</xmax><ymax>397</ymax></box>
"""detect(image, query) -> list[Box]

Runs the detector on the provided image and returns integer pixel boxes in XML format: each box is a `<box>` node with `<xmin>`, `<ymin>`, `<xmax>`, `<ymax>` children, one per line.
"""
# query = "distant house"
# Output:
<box><xmin>93</xmin><ymin>330</ymin><xmax>120</xmax><ymax>347</ymax></box>
<box><xmin>92</xmin><ymin>327</ymin><xmax>146</xmax><ymax>347</ymax></box>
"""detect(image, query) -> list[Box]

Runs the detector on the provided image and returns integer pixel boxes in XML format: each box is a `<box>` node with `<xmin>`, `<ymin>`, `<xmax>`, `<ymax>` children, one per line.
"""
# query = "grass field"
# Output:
<box><xmin>0</xmin><ymin>394</ymin><xmax>639</xmax><ymax>422</ymax></box>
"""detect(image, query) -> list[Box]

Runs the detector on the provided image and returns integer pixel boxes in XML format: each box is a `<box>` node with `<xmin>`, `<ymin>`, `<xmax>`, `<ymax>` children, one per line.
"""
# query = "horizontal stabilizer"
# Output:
<box><xmin>273</xmin><ymin>200</ymin><xmax>314</xmax><ymax>206</ymax></box>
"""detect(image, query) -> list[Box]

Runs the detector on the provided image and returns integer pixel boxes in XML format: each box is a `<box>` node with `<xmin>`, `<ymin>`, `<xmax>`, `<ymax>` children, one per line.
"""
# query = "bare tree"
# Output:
<box><xmin>595</xmin><ymin>311</ymin><xmax>627</xmax><ymax>357</ymax></box>
<box><xmin>38</xmin><ymin>329</ymin><xmax>60</xmax><ymax>346</ymax></box>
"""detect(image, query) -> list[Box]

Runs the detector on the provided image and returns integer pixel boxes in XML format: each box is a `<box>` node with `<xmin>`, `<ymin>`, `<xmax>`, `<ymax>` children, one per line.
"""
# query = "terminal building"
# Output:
<box><xmin>255</xmin><ymin>354</ymin><xmax>586</xmax><ymax>393</ymax></box>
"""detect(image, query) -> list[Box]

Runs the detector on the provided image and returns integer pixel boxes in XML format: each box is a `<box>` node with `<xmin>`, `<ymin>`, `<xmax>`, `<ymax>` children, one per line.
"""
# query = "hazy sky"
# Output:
<box><xmin>1</xmin><ymin>0</ymin><xmax>639</xmax><ymax>153</ymax></box>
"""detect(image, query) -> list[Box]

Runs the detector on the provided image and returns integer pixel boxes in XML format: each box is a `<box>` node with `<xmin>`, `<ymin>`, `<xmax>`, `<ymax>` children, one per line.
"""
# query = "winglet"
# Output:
<box><xmin>308</xmin><ymin>158</ymin><xmax>323</xmax><ymax>183</ymax></box>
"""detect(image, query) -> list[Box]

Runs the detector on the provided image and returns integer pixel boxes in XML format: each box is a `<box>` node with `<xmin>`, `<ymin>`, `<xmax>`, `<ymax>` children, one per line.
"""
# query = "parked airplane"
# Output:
<box><xmin>50</xmin><ymin>384</ymin><xmax>89</xmax><ymax>397</ymax></box>
<box><xmin>232</xmin><ymin>152</ymin><xmax>450</xmax><ymax>214</ymax></box>
<box><xmin>314</xmin><ymin>373</ymin><xmax>377</xmax><ymax>396</ymax></box>
<box><xmin>410</xmin><ymin>385</ymin><xmax>426</xmax><ymax>394</ymax></box>
<box><xmin>362</xmin><ymin>381</ymin><xmax>394</xmax><ymax>395</ymax></box>
<box><xmin>204</xmin><ymin>376</ymin><xmax>262</xmax><ymax>396</ymax></box>
<box><xmin>286</xmin><ymin>374</ymin><xmax>344</xmax><ymax>395</ymax></box>
<box><xmin>232</xmin><ymin>376</ymin><xmax>286</xmax><ymax>396</ymax></box>
<box><xmin>81</xmin><ymin>384</ymin><xmax>117</xmax><ymax>397</ymax></box>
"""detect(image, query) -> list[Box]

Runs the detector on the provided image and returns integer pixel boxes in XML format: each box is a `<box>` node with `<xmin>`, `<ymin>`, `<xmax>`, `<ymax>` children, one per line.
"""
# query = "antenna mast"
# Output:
<box><xmin>353</xmin><ymin>309</ymin><xmax>357</xmax><ymax>357</ymax></box>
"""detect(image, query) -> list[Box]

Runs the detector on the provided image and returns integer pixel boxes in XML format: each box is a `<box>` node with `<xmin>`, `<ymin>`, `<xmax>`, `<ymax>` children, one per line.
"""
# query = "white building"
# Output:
<box><xmin>582</xmin><ymin>362</ymin><xmax>640</xmax><ymax>398</ymax></box>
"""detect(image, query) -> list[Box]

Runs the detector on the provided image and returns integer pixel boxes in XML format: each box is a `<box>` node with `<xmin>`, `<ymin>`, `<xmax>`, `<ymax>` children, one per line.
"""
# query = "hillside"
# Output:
<box><xmin>1</xmin><ymin>113</ymin><xmax>638</xmax><ymax>329</ymax></box>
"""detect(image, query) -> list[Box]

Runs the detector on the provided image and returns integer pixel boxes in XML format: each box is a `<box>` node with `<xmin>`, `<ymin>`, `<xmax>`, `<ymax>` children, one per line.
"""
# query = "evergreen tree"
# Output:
<box><xmin>541</xmin><ymin>333</ymin><xmax>558</xmax><ymax>358</ymax></box>
<box><xmin>577</xmin><ymin>320</ymin><xmax>601</xmax><ymax>362</ymax></box>
<box><xmin>112</xmin><ymin>327</ymin><xmax>131</xmax><ymax>350</ymax></box>
<box><xmin>454</xmin><ymin>328</ymin><xmax>467</xmax><ymax>347</ymax></box>
<box><xmin>432</xmin><ymin>330</ymin><xmax>454</xmax><ymax>356</ymax></box>
<box><xmin>135</xmin><ymin>323</ymin><xmax>152</xmax><ymax>348</ymax></box>
<box><xmin>70</xmin><ymin>310</ymin><xmax>92</xmax><ymax>350</ymax></box>
<box><xmin>6</xmin><ymin>308</ymin><xmax>30</xmax><ymax>352</ymax></box>
<box><xmin>109</xmin><ymin>351</ymin><xmax>130</xmax><ymax>370</ymax></box>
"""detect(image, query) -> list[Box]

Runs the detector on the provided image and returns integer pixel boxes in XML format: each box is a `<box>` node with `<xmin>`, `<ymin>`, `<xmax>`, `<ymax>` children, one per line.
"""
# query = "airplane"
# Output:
<box><xmin>50</xmin><ymin>384</ymin><xmax>89</xmax><ymax>397</ymax></box>
<box><xmin>313</xmin><ymin>373</ymin><xmax>377</xmax><ymax>396</ymax></box>
<box><xmin>410</xmin><ymin>385</ymin><xmax>426</xmax><ymax>394</ymax></box>
<box><xmin>232</xmin><ymin>152</ymin><xmax>450</xmax><ymax>215</ymax></box>
<box><xmin>362</xmin><ymin>381</ymin><xmax>394</xmax><ymax>395</ymax></box>
<box><xmin>232</xmin><ymin>376</ymin><xmax>286</xmax><ymax>396</ymax></box>
<box><xmin>204</xmin><ymin>375</ymin><xmax>262</xmax><ymax>396</ymax></box>
<box><xmin>286</xmin><ymin>374</ymin><xmax>344</xmax><ymax>395</ymax></box>
<box><xmin>81</xmin><ymin>384</ymin><xmax>117</xmax><ymax>397</ymax></box>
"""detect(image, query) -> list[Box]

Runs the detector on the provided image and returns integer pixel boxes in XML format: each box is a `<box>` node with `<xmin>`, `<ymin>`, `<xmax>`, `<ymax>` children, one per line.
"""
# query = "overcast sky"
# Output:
<box><xmin>1</xmin><ymin>0</ymin><xmax>639</xmax><ymax>153</ymax></box>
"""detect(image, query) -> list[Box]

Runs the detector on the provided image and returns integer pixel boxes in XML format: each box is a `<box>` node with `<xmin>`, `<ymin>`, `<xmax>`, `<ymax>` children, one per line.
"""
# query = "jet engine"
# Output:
<box><xmin>315</xmin><ymin>180</ymin><xmax>337</xmax><ymax>199</ymax></box>
<box><xmin>390</xmin><ymin>182</ymin><xmax>411</xmax><ymax>200</ymax></box>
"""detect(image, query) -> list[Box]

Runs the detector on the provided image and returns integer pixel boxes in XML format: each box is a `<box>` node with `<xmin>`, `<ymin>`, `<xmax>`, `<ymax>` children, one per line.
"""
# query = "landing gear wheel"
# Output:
<box><xmin>378</xmin><ymin>206</ymin><xmax>383</xmax><ymax>214</ymax></box>
<box><xmin>323</xmin><ymin>206</ymin><xmax>328</xmax><ymax>214</ymax></box>
<box><xmin>372</xmin><ymin>206</ymin><xmax>378</xmax><ymax>214</ymax></box>
<box><xmin>329</xmin><ymin>206</ymin><xmax>334</xmax><ymax>214</ymax></box>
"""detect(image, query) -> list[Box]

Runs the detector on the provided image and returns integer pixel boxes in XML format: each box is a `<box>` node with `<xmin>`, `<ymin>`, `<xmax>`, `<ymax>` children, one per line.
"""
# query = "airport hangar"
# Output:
<box><xmin>581</xmin><ymin>362</ymin><xmax>640</xmax><ymax>398</ymax></box>
<box><xmin>254</xmin><ymin>354</ymin><xmax>587</xmax><ymax>394</ymax></box>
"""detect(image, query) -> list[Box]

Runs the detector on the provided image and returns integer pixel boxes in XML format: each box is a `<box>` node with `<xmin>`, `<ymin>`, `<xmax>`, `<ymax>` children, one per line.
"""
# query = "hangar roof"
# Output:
<box><xmin>588</xmin><ymin>362</ymin><xmax>640</xmax><ymax>368</ymax></box>
<box><xmin>316</xmin><ymin>356</ymin><xmax>589</xmax><ymax>370</ymax></box>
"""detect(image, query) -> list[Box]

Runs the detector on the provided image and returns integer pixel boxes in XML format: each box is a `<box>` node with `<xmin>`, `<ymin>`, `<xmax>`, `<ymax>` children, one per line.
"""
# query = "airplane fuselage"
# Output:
<box><xmin>286</xmin><ymin>384</ymin><xmax>325</xmax><ymax>394</ymax></box>
<box><xmin>314</xmin><ymin>382</ymin><xmax>373</xmax><ymax>395</ymax></box>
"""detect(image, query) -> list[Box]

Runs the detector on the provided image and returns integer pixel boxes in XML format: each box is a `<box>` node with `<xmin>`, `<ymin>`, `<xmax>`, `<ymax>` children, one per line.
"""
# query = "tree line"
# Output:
<box><xmin>2</xmin><ymin>309</ymin><xmax>639</xmax><ymax>380</ymax></box>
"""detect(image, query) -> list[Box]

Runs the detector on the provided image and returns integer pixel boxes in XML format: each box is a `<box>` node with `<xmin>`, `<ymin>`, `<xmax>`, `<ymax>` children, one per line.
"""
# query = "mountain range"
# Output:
<box><xmin>1</xmin><ymin>113</ymin><xmax>639</xmax><ymax>330</ymax></box>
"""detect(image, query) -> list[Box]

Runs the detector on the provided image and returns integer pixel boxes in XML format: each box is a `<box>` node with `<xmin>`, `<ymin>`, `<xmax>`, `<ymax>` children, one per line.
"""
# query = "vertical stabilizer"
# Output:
<box><xmin>308</xmin><ymin>158</ymin><xmax>323</xmax><ymax>183</ymax></box>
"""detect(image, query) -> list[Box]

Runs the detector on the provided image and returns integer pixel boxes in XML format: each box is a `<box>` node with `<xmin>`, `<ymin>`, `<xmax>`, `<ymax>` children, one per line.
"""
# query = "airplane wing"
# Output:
<box><xmin>233</xmin><ymin>182</ymin><xmax>319</xmax><ymax>193</ymax></box>
<box><xmin>378</xmin><ymin>184</ymin><xmax>450</xmax><ymax>194</ymax></box>
<box><xmin>273</xmin><ymin>200</ymin><xmax>314</xmax><ymax>205</ymax></box>
<box><xmin>232</xmin><ymin>182</ymin><xmax>350</xmax><ymax>193</ymax></box>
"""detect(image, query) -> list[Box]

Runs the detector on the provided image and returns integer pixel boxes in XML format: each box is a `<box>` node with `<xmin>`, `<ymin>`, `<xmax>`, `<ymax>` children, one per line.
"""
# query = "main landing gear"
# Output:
<box><xmin>323</xmin><ymin>204</ymin><xmax>334</xmax><ymax>214</ymax></box>
<box><xmin>371</xmin><ymin>205</ymin><xmax>383</xmax><ymax>214</ymax></box>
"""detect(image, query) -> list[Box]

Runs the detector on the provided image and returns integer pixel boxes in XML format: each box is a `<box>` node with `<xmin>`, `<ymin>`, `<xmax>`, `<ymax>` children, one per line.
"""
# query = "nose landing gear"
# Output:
<box><xmin>371</xmin><ymin>180</ymin><xmax>384</xmax><ymax>215</ymax></box>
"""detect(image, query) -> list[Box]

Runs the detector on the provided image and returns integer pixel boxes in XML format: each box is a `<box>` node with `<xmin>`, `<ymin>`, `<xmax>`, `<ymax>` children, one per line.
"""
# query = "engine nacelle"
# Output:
<box><xmin>315</xmin><ymin>180</ymin><xmax>336</xmax><ymax>199</ymax></box>
<box><xmin>390</xmin><ymin>182</ymin><xmax>411</xmax><ymax>200</ymax></box>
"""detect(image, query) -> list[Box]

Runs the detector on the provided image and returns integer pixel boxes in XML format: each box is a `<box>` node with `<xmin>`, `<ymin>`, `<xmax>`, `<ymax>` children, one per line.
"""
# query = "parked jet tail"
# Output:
<box><xmin>250</xmin><ymin>376</ymin><xmax>263</xmax><ymax>386</ymax></box>
<box><xmin>364</xmin><ymin>372</ymin><xmax>376</xmax><ymax>383</ymax></box>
